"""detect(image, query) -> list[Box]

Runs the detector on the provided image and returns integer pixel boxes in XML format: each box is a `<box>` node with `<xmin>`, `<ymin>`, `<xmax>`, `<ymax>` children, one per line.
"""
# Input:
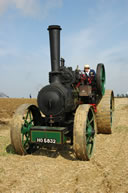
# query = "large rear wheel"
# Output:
<box><xmin>96</xmin><ymin>90</ymin><xmax>114</xmax><ymax>134</ymax></box>
<box><xmin>73</xmin><ymin>104</ymin><xmax>97</xmax><ymax>161</ymax></box>
<box><xmin>10</xmin><ymin>104</ymin><xmax>42</xmax><ymax>155</ymax></box>
<box><xmin>96</xmin><ymin>63</ymin><xmax>106</xmax><ymax>97</ymax></box>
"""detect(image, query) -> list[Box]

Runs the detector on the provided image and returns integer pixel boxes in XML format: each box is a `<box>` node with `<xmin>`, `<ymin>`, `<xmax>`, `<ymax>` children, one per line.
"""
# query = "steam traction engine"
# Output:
<box><xmin>10</xmin><ymin>25</ymin><xmax>114</xmax><ymax>160</ymax></box>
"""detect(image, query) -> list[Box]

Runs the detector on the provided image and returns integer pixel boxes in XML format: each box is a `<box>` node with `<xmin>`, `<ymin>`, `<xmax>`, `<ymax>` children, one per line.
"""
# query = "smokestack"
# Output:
<box><xmin>48</xmin><ymin>25</ymin><xmax>62</xmax><ymax>72</ymax></box>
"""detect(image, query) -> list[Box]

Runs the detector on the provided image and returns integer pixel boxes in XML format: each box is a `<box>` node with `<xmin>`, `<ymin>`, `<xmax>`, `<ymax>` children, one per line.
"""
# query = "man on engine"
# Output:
<box><xmin>76</xmin><ymin>64</ymin><xmax>96</xmax><ymax>87</ymax></box>
<box><xmin>83</xmin><ymin>64</ymin><xmax>95</xmax><ymax>84</ymax></box>
<box><xmin>83</xmin><ymin>64</ymin><xmax>96</xmax><ymax>97</ymax></box>
<box><xmin>84</xmin><ymin>64</ymin><xmax>95</xmax><ymax>78</ymax></box>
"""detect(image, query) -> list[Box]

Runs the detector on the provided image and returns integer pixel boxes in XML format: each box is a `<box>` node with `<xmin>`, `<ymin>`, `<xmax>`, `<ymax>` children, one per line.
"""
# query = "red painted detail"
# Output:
<box><xmin>90</xmin><ymin>103</ymin><xmax>97</xmax><ymax>113</ymax></box>
<box><xmin>76</xmin><ymin>74</ymin><xmax>86</xmax><ymax>88</ymax></box>
<box><xmin>76</xmin><ymin>73</ymin><xmax>94</xmax><ymax>88</ymax></box>
<box><xmin>88</xmin><ymin>77</ymin><xmax>92</xmax><ymax>84</ymax></box>
<box><xmin>76</xmin><ymin>81</ymin><xmax>81</xmax><ymax>88</ymax></box>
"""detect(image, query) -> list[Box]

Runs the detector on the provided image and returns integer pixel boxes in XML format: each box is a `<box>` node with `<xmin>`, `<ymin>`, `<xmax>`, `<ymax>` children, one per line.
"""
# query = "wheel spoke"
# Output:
<box><xmin>86</xmin><ymin>109</ymin><xmax>95</xmax><ymax>159</ymax></box>
<box><xmin>25</xmin><ymin>111</ymin><xmax>29</xmax><ymax>120</ymax></box>
<box><xmin>87</xmin><ymin>117</ymin><xmax>93</xmax><ymax>127</ymax></box>
<box><xmin>86</xmin><ymin>137</ymin><xmax>94</xmax><ymax>156</ymax></box>
<box><xmin>21</xmin><ymin>111</ymin><xmax>34</xmax><ymax>151</ymax></box>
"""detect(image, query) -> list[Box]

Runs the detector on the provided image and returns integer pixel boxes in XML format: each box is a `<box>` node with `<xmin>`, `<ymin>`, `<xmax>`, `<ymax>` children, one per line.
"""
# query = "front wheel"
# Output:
<box><xmin>10</xmin><ymin>104</ymin><xmax>42</xmax><ymax>155</ymax></box>
<box><xmin>73</xmin><ymin>104</ymin><xmax>97</xmax><ymax>161</ymax></box>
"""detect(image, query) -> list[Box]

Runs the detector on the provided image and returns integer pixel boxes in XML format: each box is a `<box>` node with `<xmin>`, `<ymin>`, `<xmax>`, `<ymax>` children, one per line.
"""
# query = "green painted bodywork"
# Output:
<box><xmin>30</xmin><ymin>126</ymin><xmax>67</xmax><ymax>144</ymax></box>
<box><xmin>21</xmin><ymin>109</ymin><xmax>68</xmax><ymax>147</ymax></box>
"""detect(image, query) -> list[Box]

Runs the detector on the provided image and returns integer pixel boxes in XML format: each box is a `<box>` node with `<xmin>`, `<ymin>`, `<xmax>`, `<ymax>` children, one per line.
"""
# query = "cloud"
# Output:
<box><xmin>12</xmin><ymin>0</ymin><xmax>41</xmax><ymax>17</ymax></box>
<box><xmin>0</xmin><ymin>47</ymin><xmax>10</xmax><ymax>56</ymax></box>
<box><xmin>63</xmin><ymin>26</ymin><xmax>128</xmax><ymax>93</ymax></box>
<box><xmin>0</xmin><ymin>41</ymin><xmax>17</xmax><ymax>56</ymax></box>
<box><xmin>62</xmin><ymin>27</ymin><xmax>95</xmax><ymax>69</ymax></box>
<box><xmin>61</xmin><ymin>2</ymin><xmax>128</xmax><ymax>95</ymax></box>
<box><xmin>0</xmin><ymin>0</ymin><xmax>9</xmax><ymax>14</ymax></box>
<box><xmin>40</xmin><ymin>0</ymin><xmax>63</xmax><ymax>19</ymax></box>
<box><xmin>62</xmin><ymin>1</ymin><xmax>128</xmax><ymax>67</ymax></box>
<box><xmin>0</xmin><ymin>0</ymin><xmax>63</xmax><ymax>18</ymax></box>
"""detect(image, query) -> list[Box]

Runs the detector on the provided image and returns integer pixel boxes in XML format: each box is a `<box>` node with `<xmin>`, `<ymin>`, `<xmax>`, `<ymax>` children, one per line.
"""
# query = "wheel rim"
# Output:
<box><xmin>110</xmin><ymin>91</ymin><xmax>114</xmax><ymax>126</ymax></box>
<box><xmin>86</xmin><ymin>108</ymin><xmax>95</xmax><ymax>159</ymax></box>
<box><xmin>110</xmin><ymin>98</ymin><xmax>112</xmax><ymax>126</ymax></box>
<box><xmin>100</xmin><ymin>66</ymin><xmax>106</xmax><ymax>96</ymax></box>
<box><xmin>21</xmin><ymin>109</ymin><xmax>34</xmax><ymax>153</ymax></box>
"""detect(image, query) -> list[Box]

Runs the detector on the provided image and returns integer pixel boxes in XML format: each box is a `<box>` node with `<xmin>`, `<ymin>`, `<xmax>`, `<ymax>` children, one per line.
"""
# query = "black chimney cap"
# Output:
<box><xmin>48</xmin><ymin>25</ymin><xmax>62</xmax><ymax>30</ymax></box>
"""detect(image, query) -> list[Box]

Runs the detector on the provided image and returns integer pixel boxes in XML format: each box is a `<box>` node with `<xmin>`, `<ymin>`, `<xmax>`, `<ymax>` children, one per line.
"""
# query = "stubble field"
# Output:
<box><xmin>0</xmin><ymin>97</ymin><xmax>128</xmax><ymax>193</ymax></box>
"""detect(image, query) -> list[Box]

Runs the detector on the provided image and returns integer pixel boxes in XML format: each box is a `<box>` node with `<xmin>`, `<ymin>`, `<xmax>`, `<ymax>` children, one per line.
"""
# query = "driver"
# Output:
<box><xmin>84</xmin><ymin>64</ymin><xmax>96</xmax><ymax>85</ymax></box>
<box><xmin>84</xmin><ymin>64</ymin><xmax>95</xmax><ymax>78</ymax></box>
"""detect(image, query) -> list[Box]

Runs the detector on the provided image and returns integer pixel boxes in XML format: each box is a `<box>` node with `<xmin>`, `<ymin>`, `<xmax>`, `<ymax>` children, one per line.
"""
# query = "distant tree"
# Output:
<box><xmin>117</xmin><ymin>94</ymin><xmax>120</xmax><ymax>98</ymax></box>
<box><xmin>0</xmin><ymin>92</ymin><xmax>9</xmax><ymax>98</ymax></box>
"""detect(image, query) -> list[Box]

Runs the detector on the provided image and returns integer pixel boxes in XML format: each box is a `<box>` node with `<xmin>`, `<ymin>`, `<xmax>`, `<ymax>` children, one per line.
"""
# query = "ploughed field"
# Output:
<box><xmin>0</xmin><ymin>98</ymin><xmax>128</xmax><ymax>193</ymax></box>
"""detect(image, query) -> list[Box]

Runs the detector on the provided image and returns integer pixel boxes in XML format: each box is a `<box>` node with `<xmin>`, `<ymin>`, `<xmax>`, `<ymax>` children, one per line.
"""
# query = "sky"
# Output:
<box><xmin>0</xmin><ymin>0</ymin><xmax>128</xmax><ymax>98</ymax></box>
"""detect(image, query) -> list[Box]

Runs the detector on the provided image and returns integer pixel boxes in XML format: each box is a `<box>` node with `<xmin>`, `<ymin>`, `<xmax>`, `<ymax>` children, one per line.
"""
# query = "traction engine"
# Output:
<box><xmin>10</xmin><ymin>25</ymin><xmax>114</xmax><ymax>160</ymax></box>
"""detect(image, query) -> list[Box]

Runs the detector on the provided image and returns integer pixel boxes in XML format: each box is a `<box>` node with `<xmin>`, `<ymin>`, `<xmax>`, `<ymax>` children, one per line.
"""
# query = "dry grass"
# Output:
<box><xmin>0</xmin><ymin>98</ymin><xmax>128</xmax><ymax>193</ymax></box>
<box><xmin>0</xmin><ymin>98</ymin><xmax>37</xmax><ymax>123</ymax></box>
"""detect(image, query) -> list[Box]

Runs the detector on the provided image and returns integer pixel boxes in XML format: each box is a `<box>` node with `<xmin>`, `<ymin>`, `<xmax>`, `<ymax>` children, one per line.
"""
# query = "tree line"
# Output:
<box><xmin>116</xmin><ymin>94</ymin><xmax>128</xmax><ymax>98</ymax></box>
